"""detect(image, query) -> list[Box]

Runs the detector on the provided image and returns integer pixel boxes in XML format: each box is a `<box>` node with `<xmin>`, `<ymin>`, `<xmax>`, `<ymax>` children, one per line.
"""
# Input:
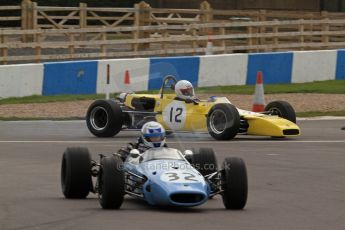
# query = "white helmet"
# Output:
<box><xmin>175</xmin><ymin>80</ymin><xmax>195</xmax><ymax>100</ymax></box>
<box><xmin>141</xmin><ymin>121</ymin><xmax>166</xmax><ymax>148</ymax></box>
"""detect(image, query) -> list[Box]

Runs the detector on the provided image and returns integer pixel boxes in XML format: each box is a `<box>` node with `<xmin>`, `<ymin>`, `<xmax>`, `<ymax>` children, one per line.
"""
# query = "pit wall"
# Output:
<box><xmin>1</xmin><ymin>50</ymin><xmax>345</xmax><ymax>98</ymax></box>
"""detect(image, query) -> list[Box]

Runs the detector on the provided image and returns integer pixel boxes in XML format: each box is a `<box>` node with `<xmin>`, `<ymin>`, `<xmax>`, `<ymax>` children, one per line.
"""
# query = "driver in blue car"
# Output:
<box><xmin>118</xmin><ymin>121</ymin><xmax>167</xmax><ymax>161</ymax></box>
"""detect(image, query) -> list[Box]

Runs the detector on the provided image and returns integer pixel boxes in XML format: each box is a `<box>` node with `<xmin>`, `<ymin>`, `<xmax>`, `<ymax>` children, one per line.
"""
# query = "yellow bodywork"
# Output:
<box><xmin>124</xmin><ymin>93</ymin><xmax>300</xmax><ymax>137</ymax></box>
<box><xmin>238</xmin><ymin>109</ymin><xmax>300</xmax><ymax>136</ymax></box>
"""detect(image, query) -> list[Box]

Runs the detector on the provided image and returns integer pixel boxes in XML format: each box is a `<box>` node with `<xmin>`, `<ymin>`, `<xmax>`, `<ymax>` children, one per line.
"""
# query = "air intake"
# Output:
<box><xmin>170</xmin><ymin>193</ymin><xmax>205</xmax><ymax>204</ymax></box>
<box><xmin>283</xmin><ymin>129</ymin><xmax>300</xmax><ymax>135</ymax></box>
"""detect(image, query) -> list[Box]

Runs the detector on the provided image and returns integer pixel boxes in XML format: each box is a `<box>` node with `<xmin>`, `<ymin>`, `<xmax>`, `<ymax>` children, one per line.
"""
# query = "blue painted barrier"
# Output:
<box><xmin>335</xmin><ymin>50</ymin><xmax>345</xmax><ymax>80</ymax></box>
<box><xmin>148</xmin><ymin>56</ymin><xmax>200</xmax><ymax>90</ymax></box>
<box><xmin>246</xmin><ymin>52</ymin><xmax>293</xmax><ymax>84</ymax></box>
<box><xmin>42</xmin><ymin>61</ymin><xmax>98</xmax><ymax>95</ymax></box>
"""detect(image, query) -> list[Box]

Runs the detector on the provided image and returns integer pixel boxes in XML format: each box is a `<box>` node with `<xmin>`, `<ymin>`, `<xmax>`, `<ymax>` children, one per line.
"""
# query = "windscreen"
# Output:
<box><xmin>141</xmin><ymin>148</ymin><xmax>184</xmax><ymax>162</ymax></box>
<box><xmin>161</xmin><ymin>76</ymin><xmax>177</xmax><ymax>96</ymax></box>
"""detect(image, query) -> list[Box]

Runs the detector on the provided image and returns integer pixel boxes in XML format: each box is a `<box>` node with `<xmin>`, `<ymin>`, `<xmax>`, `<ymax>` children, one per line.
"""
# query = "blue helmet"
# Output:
<box><xmin>141</xmin><ymin>121</ymin><xmax>166</xmax><ymax>148</ymax></box>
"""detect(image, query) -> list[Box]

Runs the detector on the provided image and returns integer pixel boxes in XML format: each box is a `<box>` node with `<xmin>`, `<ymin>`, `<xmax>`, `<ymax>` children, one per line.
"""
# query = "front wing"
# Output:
<box><xmin>242</xmin><ymin>114</ymin><xmax>300</xmax><ymax>137</ymax></box>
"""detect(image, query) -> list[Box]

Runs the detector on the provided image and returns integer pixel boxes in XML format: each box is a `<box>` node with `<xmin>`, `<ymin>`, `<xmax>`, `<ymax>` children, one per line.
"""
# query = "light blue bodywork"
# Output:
<box><xmin>124</xmin><ymin>148</ymin><xmax>210</xmax><ymax>207</ymax></box>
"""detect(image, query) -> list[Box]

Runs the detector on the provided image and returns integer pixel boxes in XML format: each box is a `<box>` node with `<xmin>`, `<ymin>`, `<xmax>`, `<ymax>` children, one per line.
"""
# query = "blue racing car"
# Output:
<box><xmin>61</xmin><ymin>146</ymin><xmax>248</xmax><ymax>209</ymax></box>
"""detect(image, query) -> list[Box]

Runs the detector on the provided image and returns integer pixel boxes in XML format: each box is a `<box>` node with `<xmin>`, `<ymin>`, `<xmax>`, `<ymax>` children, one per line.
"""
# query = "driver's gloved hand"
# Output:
<box><xmin>185</xmin><ymin>98</ymin><xmax>199</xmax><ymax>105</ymax></box>
<box><xmin>118</xmin><ymin>148</ymin><xmax>129</xmax><ymax>161</ymax></box>
<box><xmin>127</xmin><ymin>143</ymin><xmax>135</xmax><ymax>150</ymax></box>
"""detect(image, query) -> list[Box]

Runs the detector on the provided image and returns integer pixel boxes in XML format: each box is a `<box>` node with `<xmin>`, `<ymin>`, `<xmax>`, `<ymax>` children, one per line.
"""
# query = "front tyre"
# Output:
<box><xmin>190</xmin><ymin>148</ymin><xmax>218</xmax><ymax>176</ymax></box>
<box><xmin>61</xmin><ymin>147</ymin><xmax>92</xmax><ymax>199</ymax></box>
<box><xmin>98</xmin><ymin>156</ymin><xmax>125</xmax><ymax>209</ymax></box>
<box><xmin>207</xmin><ymin>104</ymin><xmax>240</xmax><ymax>140</ymax></box>
<box><xmin>221</xmin><ymin>157</ymin><xmax>248</xmax><ymax>210</ymax></box>
<box><xmin>265</xmin><ymin>101</ymin><xmax>296</xmax><ymax>123</ymax></box>
<box><xmin>86</xmin><ymin>100</ymin><xmax>123</xmax><ymax>137</ymax></box>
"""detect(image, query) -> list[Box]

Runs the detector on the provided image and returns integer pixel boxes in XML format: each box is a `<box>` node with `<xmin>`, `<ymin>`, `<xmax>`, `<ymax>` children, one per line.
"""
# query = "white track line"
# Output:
<box><xmin>0</xmin><ymin>140</ymin><xmax>345</xmax><ymax>144</ymax></box>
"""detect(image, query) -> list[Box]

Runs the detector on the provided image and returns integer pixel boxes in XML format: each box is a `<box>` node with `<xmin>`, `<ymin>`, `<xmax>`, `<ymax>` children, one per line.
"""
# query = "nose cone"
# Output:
<box><xmin>141</xmin><ymin>160</ymin><xmax>210</xmax><ymax>207</ymax></box>
<box><xmin>246</xmin><ymin>115</ymin><xmax>300</xmax><ymax>137</ymax></box>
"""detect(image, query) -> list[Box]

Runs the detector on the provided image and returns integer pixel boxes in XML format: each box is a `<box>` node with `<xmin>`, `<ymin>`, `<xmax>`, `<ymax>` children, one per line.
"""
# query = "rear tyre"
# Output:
<box><xmin>265</xmin><ymin>101</ymin><xmax>296</xmax><ymax>123</ymax></box>
<box><xmin>86</xmin><ymin>100</ymin><xmax>123</xmax><ymax>137</ymax></box>
<box><xmin>61</xmin><ymin>147</ymin><xmax>92</xmax><ymax>199</ymax></box>
<box><xmin>221</xmin><ymin>157</ymin><xmax>248</xmax><ymax>210</ymax></box>
<box><xmin>190</xmin><ymin>148</ymin><xmax>218</xmax><ymax>176</ymax></box>
<box><xmin>207</xmin><ymin>104</ymin><xmax>240</xmax><ymax>140</ymax></box>
<box><xmin>98</xmin><ymin>156</ymin><xmax>125</xmax><ymax>209</ymax></box>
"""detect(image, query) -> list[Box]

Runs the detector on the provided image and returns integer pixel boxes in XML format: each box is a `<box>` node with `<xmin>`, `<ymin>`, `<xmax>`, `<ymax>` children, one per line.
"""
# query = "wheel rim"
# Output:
<box><xmin>209</xmin><ymin>109</ymin><xmax>228</xmax><ymax>134</ymax></box>
<box><xmin>90</xmin><ymin>106</ymin><xmax>109</xmax><ymax>131</ymax></box>
<box><xmin>269</xmin><ymin>107</ymin><xmax>282</xmax><ymax>117</ymax></box>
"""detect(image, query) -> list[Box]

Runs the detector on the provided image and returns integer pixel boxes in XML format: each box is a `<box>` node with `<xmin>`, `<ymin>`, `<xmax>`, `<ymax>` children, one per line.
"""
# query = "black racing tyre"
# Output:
<box><xmin>265</xmin><ymin>101</ymin><xmax>296</xmax><ymax>123</ymax></box>
<box><xmin>207</xmin><ymin>104</ymin><xmax>240</xmax><ymax>140</ymax></box>
<box><xmin>190</xmin><ymin>148</ymin><xmax>218</xmax><ymax>176</ymax></box>
<box><xmin>86</xmin><ymin>100</ymin><xmax>123</xmax><ymax>137</ymax></box>
<box><xmin>98</xmin><ymin>156</ymin><xmax>125</xmax><ymax>209</ymax></box>
<box><xmin>136</xmin><ymin>116</ymin><xmax>156</xmax><ymax>129</ymax></box>
<box><xmin>165</xmin><ymin>130</ymin><xmax>174</xmax><ymax>135</ymax></box>
<box><xmin>61</xmin><ymin>147</ymin><xmax>92</xmax><ymax>199</ymax></box>
<box><xmin>221</xmin><ymin>157</ymin><xmax>248</xmax><ymax>210</ymax></box>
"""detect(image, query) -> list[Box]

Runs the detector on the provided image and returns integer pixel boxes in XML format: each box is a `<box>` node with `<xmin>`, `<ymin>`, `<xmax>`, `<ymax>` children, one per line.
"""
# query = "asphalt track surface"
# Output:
<box><xmin>0</xmin><ymin>119</ymin><xmax>345</xmax><ymax>230</ymax></box>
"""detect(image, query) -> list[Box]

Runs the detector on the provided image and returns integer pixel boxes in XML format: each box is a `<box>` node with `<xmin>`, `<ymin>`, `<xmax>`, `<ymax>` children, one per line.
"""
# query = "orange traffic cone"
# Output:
<box><xmin>252</xmin><ymin>71</ymin><xmax>265</xmax><ymax>112</ymax></box>
<box><xmin>124</xmin><ymin>70</ymin><xmax>131</xmax><ymax>85</ymax></box>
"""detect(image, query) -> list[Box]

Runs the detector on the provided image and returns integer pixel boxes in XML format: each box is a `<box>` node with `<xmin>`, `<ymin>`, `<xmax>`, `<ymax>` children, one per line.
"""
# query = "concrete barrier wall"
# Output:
<box><xmin>0</xmin><ymin>64</ymin><xmax>43</xmax><ymax>98</ymax></box>
<box><xmin>292</xmin><ymin>50</ymin><xmax>337</xmax><ymax>83</ymax></box>
<box><xmin>199</xmin><ymin>54</ymin><xmax>248</xmax><ymax>86</ymax></box>
<box><xmin>335</xmin><ymin>50</ymin><xmax>345</xmax><ymax>80</ymax></box>
<box><xmin>43</xmin><ymin>61</ymin><xmax>98</xmax><ymax>95</ymax></box>
<box><xmin>0</xmin><ymin>49</ymin><xmax>343</xmax><ymax>98</ymax></box>
<box><xmin>97</xmin><ymin>58</ymin><xmax>150</xmax><ymax>94</ymax></box>
<box><xmin>246</xmin><ymin>52</ymin><xmax>293</xmax><ymax>84</ymax></box>
<box><xmin>148</xmin><ymin>56</ymin><xmax>200</xmax><ymax>90</ymax></box>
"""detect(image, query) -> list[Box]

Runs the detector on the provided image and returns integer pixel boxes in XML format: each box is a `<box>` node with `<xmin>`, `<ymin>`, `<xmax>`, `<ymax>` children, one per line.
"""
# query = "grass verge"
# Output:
<box><xmin>196</xmin><ymin>80</ymin><xmax>345</xmax><ymax>94</ymax></box>
<box><xmin>0</xmin><ymin>94</ymin><xmax>105</xmax><ymax>105</ymax></box>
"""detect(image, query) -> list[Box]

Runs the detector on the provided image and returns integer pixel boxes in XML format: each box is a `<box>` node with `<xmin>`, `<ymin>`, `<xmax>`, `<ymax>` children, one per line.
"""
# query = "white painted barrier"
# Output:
<box><xmin>292</xmin><ymin>50</ymin><xmax>337</xmax><ymax>83</ymax></box>
<box><xmin>198</xmin><ymin>54</ymin><xmax>248</xmax><ymax>87</ymax></box>
<box><xmin>97</xmin><ymin>58</ymin><xmax>150</xmax><ymax>94</ymax></box>
<box><xmin>0</xmin><ymin>64</ymin><xmax>43</xmax><ymax>98</ymax></box>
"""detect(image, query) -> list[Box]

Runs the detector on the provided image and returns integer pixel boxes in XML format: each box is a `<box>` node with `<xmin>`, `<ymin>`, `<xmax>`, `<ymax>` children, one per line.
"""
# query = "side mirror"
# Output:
<box><xmin>208</xmin><ymin>96</ymin><xmax>216</xmax><ymax>102</ymax></box>
<box><xmin>183</xmin><ymin>150</ymin><xmax>193</xmax><ymax>156</ymax></box>
<box><xmin>183</xmin><ymin>150</ymin><xmax>193</xmax><ymax>163</ymax></box>
<box><xmin>130</xmin><ymin>149</ymin><xmax>140</xmax><ymax>158</ymax></box>
<box><xmin>117</xmin><ymin>93</ymin><xmax>128</xmax><ymax>102</ymax></box>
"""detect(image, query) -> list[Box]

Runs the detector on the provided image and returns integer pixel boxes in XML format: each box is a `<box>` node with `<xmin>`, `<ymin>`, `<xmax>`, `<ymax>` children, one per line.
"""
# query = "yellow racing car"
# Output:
<box><xmin>86</xmin><ymin>76</ymin><xmax>300</xmax><ymax>140</ymax></box>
